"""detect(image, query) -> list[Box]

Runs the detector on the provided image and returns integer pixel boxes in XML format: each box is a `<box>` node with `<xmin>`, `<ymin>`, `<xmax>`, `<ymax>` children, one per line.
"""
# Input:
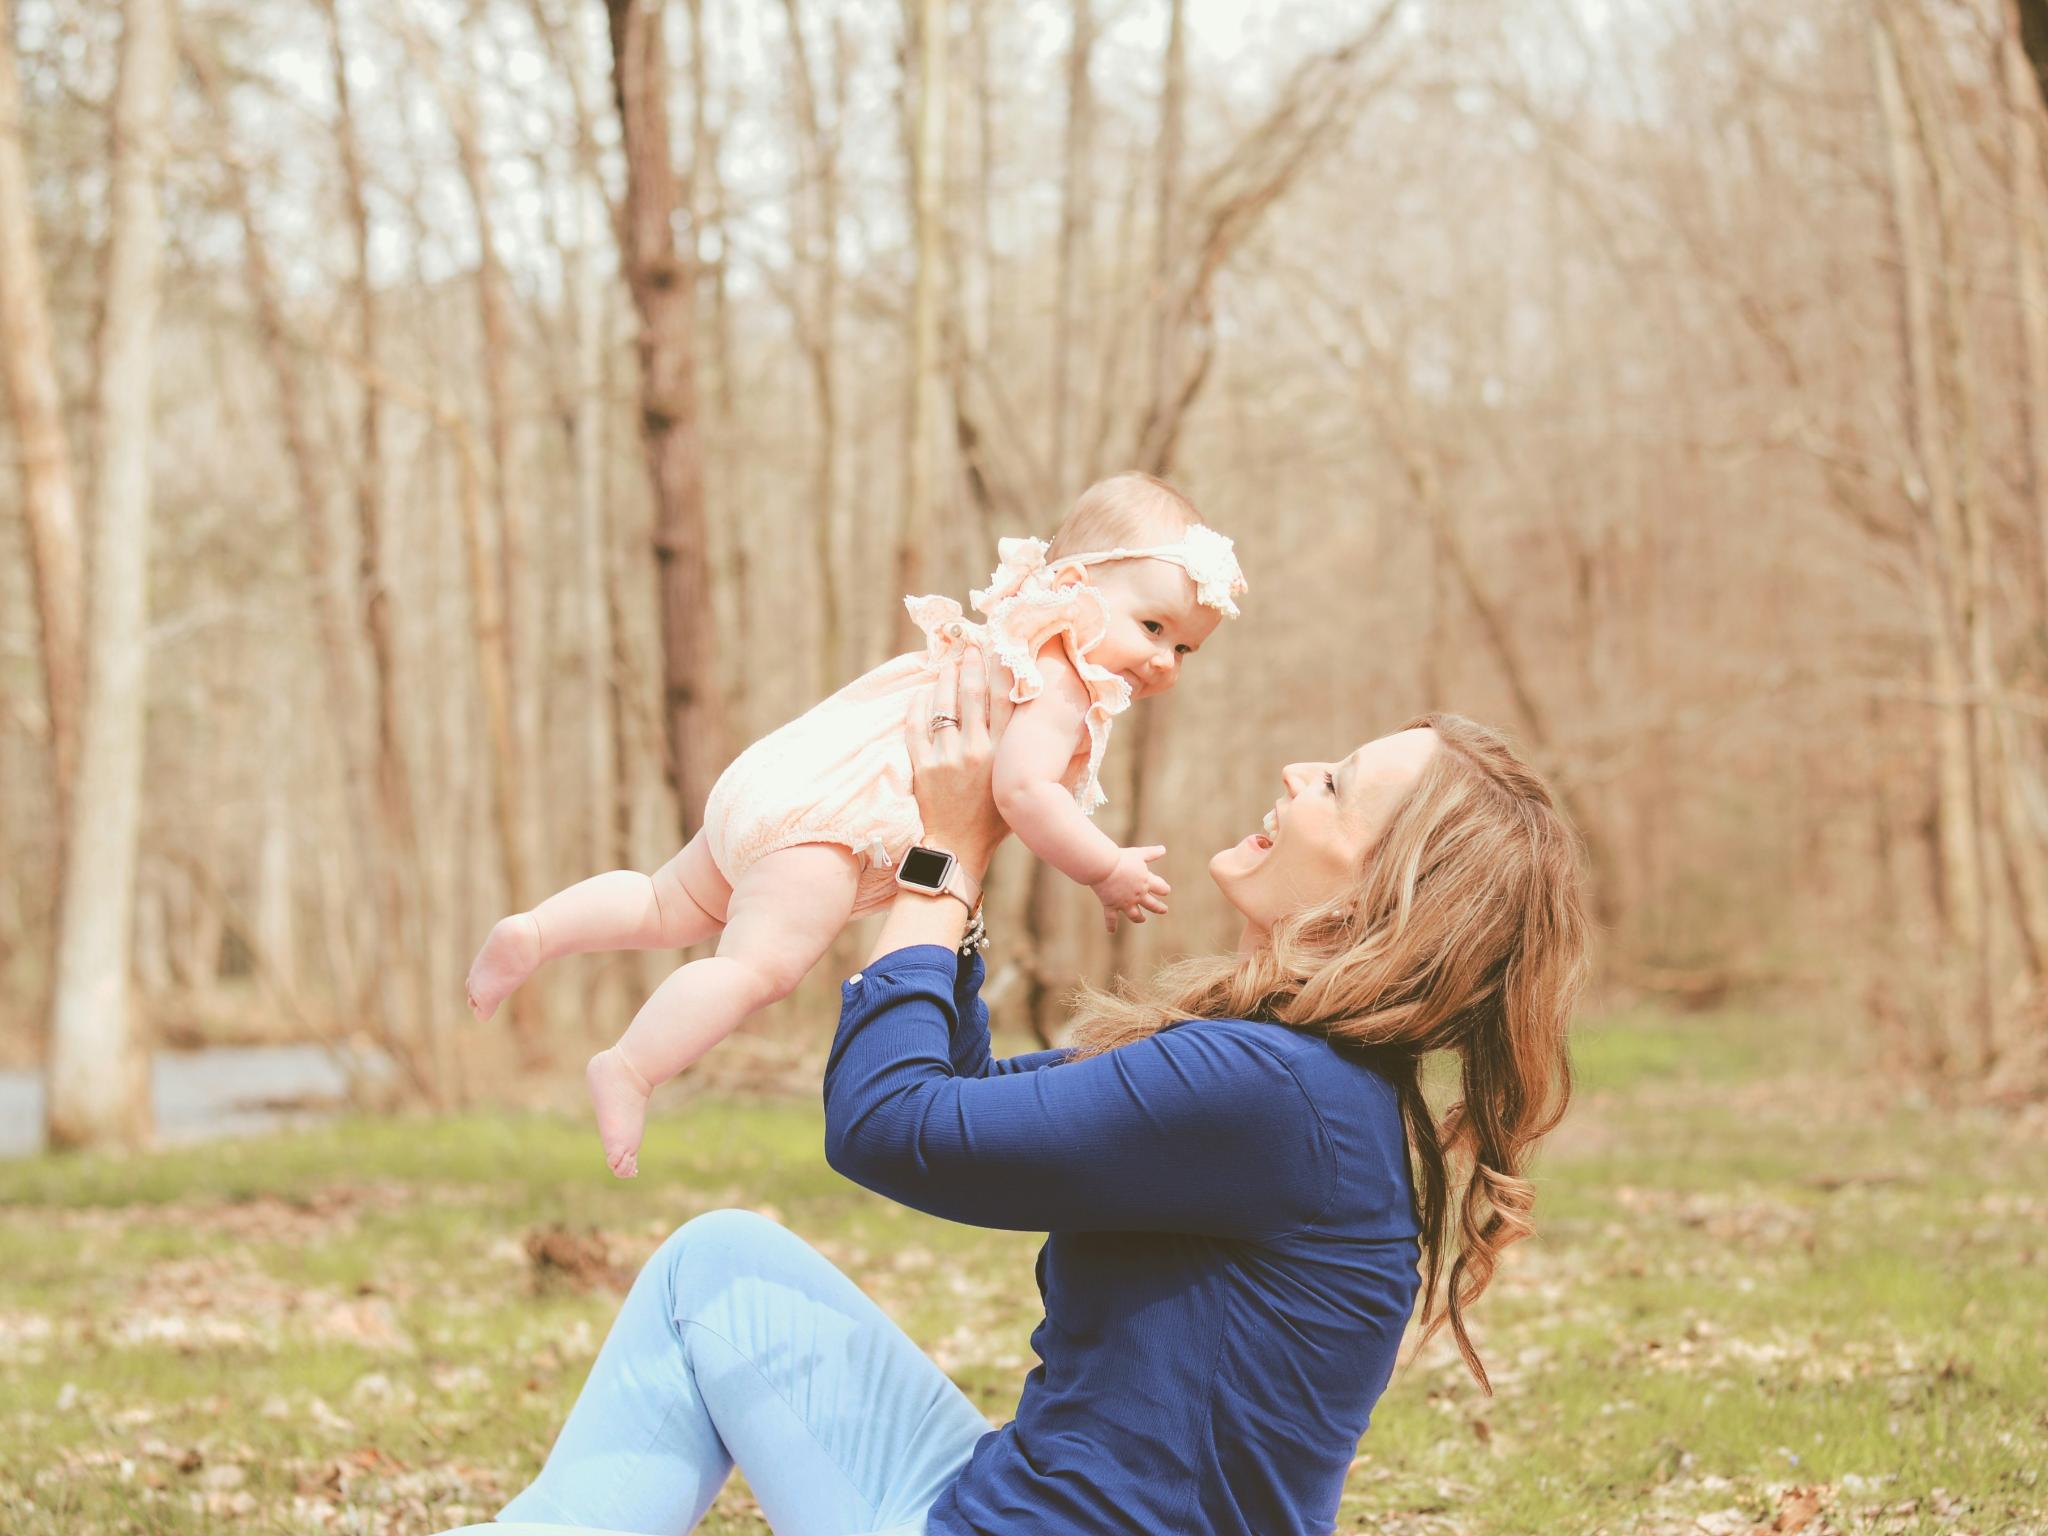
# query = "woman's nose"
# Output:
<box><xmin>1281</xmin><ymin>762</ymin><xmax>1309</xmax><ymax>795</ymax></box>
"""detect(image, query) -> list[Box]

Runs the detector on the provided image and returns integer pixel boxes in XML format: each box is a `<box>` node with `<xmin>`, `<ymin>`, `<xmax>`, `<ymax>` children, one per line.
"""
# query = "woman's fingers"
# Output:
<box><xmin>928</xmin><ymin>646</ymin><xmax>961</xmax><ymax>739</ymax></box>
<box><xmin>959</xmin><ymin>645</ymin><xmax>992</xmax><ymax>752</ymax></box>
<box><xmin>903</xmin><ymin>686</ymin><xmax>936</xmax><ymax>771</ymax></box>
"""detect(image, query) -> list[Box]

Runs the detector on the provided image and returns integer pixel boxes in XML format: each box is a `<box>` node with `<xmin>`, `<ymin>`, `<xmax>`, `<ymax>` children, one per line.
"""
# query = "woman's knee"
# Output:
<box><xmin>653</xmin><ymin>1207</ymin><xmax>795</xmax><ymax>1310</ymax></box>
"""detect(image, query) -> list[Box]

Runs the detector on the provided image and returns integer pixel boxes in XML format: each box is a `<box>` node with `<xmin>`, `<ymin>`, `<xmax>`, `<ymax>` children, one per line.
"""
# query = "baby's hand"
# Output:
<box><xmin>1090</xmin><ymin>845</ymin><xmax>1170</xmax><ymax>933</ymax></box>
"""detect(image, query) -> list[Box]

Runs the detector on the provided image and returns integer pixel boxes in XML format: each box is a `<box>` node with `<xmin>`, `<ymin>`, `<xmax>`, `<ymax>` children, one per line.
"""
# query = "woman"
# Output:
<box><xmin>449</xmin><ymin>646</ymin><xmax>1588</xmax><ymax>1536</ymax></box>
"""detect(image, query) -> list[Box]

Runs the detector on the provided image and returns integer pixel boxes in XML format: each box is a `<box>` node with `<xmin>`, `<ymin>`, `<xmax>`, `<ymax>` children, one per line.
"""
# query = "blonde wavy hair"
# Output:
<box><xmin>1065</xmin><ymin>713</ymin><xmax>1590</xmax><ymax>1392</ymax></box>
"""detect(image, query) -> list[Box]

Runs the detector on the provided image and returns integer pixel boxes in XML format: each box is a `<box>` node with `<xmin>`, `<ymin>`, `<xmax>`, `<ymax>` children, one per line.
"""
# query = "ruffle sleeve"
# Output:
<box><xmin>904</xmin><ymin>593</ymin><xmax>972</xmax><ymax>663</ymax></box>
<box><xmin>904</xmin><ymin>547</ymin><xmax>1133</xmax><ymax>815</ymax></box>
<box><xmin>974</xmin><ymin>577</ymin><xmax>1131</xmax><ymax>816</ymax></box>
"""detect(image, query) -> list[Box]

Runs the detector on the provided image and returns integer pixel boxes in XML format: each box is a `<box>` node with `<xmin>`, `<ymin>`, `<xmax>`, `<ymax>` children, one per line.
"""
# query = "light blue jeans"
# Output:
<box><xmin>439</xmin><ymin>1208</ymin><xmax>992</xmax><ymax>1536</ymax></box>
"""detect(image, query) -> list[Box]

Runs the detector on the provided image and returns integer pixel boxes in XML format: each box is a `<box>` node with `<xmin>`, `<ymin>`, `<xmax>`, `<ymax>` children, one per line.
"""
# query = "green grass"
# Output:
<box><xmin>2</xmin><ymin>1004</ymin><xmax>2044</xmax><ymax>1534</ymax></box>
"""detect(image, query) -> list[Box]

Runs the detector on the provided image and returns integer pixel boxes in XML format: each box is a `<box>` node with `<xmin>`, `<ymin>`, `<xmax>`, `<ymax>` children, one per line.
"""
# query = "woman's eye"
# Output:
<box><xmin>1324</xmin><ymin>772</ymin><xmax>1337</xmax><ymax>794</ymax></box>
<box><xmin>1143</xmin><ymin>620</ymin><xmax>1162</xmax><ymax>634</ymax></box>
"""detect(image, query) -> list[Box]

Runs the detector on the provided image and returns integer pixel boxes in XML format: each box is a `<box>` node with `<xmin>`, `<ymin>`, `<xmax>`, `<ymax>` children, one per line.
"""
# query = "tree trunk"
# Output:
<box><xmin>1019</xmin><ymin>860</ymin><xmax>1063</xmax><ymax>1048</ymax></box>
<box><xmin>607</xmin><ymin>0</ymin><xmax>725</xmax><ymax>839</ymax></box>
<box><xmin>450</xmin><ymin>402</ymin><xmax>541</xmax><ymax>1069</ymax></box>
<box><xmin>1107</xmin><ymin>0</ymin><xmax>1187</xmax><ymax>982</ymax></box>
<box><xmin>192</xmin><ymin>39</ymin><xmax>387</xmax><ymax>982</ymax></box>
<box><xmin>687</xmin><ymin>0</ymin><xmax>748</xmax><ymax>725</ymax></box>
<box><xmin>1145</xmin><ymin>0</ymin><xmax>1187</xmax><ymax>445</ymax></box>
<box><xmin>0</xmin><ymin>0</ymin><xmax>84</xmax><ymax>841</ymax></box>
<box><xmin>781</xmin><ymin>0</ymin><xmax>846</xmax><ymax>692</ymax></box>
<box><xmin>320</xmin><ymin>0</ymin><xmax>437</xmax><ymax>1084</ymax></box>
<box><xmin>1994</xmin><ymin>2</ymin><xmax>2048</xmax><ymax>985</ymax></box>
<box><xmin>2016</xmin><ymin>0</ymin><xmax>2048</xmax><ymax>113</ymax></box>
<box><xmin>255</xmin><ymin>771</ymin><xmax>297</xmax><ymax>994</ymax></box>
<box><xmin>45</xmin><ymin>0</ymin><xmax>171</xmax><ymax>1151</ymax></box>
<box><xmin>895</xmin><ymin>0</ymin><xmax>947</xmax><ymax>636</ymax></box>
<box><xmin>2006</xmin><ymin>0</ymin><xmax>2048</xmax><ymax>615</ymax></box>
<box><xmin>523</xmin><ymin>0</ymin><xmax>635</xmax><ymax>962</ymax></box>
<box><xmin>1875</xmin><ymin>4</ymin><xmax>2000</xmax><ymax>1066</ymax></box>
<box><xmin>570</xmin><ymin>230</ymin><xmax>615</xmax><ymax>902</ymax></box>
<box><xmin>1050</xmin><ymin>0</ymin><xmax>1094</xmax><ymax>491</ymax></box>
<box><xmin>431</xmin><ymin>22</ymin><xmax>547</xmax><ymax>1062</ymax></box>
<box><xmin>968</xmin><ymin>0</ymin><xmax>996</xmax><ymax>356</ymax></box>
<box><xmin>443</xmin><ymin>21</ymin><xmax>537</xmax><ymax>790</ymax></box>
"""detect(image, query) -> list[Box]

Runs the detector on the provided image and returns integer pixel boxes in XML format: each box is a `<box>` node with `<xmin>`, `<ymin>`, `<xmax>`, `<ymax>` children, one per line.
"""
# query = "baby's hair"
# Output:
<box><xmin>1047</xmin><ymin>472</ymin><xmax>1201</xmax><ymax>559</ymax></box>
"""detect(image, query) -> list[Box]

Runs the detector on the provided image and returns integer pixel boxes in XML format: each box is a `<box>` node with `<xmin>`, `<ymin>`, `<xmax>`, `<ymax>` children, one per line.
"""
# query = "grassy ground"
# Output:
<box><xmin>2</xmin><ymin>1002</ymin><xmax>2044</xmax><ymax>1535</ymax></box>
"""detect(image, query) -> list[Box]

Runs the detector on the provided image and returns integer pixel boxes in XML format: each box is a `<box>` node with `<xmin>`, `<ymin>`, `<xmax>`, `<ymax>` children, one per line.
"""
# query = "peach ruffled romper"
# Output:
<box><xmin>700</xmin><ymin>539</ymin><xmax>1133</xmax><ymax>917</ymax></box>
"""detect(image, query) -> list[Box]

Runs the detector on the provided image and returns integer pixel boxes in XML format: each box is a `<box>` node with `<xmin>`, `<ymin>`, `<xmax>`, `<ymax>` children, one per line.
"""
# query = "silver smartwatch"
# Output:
<box><xmin>894</xmin><ymin>845</ymin><xmax>983</xmax><ymax>914</ymax></box>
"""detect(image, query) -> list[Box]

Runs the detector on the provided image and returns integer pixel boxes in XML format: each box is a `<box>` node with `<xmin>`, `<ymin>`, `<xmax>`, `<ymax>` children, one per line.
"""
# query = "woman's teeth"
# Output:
<box><xmin>1261</xmin><ymin>810</ymin><xmax>1277</xmax><ymax>836</ymax></box>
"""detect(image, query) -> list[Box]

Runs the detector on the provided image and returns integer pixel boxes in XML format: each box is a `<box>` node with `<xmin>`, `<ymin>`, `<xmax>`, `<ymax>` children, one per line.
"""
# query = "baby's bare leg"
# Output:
<box><xmin>587</xmin><ymin>843</ymin><xmax>859</xmax><ymax>1177</ymax></box>
<box><xmin>465</xmin><ymin>834</ymin><xmax>729</xmax><ymax>1023</ymax></box>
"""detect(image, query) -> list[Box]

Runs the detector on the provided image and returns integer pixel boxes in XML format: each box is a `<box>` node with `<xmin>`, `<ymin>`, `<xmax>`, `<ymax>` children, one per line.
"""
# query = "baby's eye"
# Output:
<box><xmin>1175</xmin><ymin>645</ymin><xmax>1192</xmax><ymax>656</ymax></box>
<box><xmin>1142</xmin><ymin>620</ymin><xmax>1163</xmax><ymax>635</ymax></box>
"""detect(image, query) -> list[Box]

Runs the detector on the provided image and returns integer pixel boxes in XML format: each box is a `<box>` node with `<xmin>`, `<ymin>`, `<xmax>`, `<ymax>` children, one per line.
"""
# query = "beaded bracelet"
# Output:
<box><xmin>958</xmin><ymin>910</ymin><xmax>990</xmax><ymax>958</ymax></box>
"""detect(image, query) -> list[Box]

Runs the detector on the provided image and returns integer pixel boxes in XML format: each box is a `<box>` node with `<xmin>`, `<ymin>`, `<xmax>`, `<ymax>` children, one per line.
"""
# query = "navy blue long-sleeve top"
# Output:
<box><xmin>823</xmin><ymin>944</ymin><xmax>1422</xmax><ymax>1536</ymax></box>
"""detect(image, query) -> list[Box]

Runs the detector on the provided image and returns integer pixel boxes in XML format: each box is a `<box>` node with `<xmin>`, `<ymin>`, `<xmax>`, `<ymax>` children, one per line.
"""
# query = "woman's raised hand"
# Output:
<box><xmin>904</xmin><ymin>640</ymin><xmax>1010</xmax><ymax>879</ymax></box>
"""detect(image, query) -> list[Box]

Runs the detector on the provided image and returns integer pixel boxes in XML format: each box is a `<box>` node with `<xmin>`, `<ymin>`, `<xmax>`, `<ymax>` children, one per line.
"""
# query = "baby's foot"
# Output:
<box><xmin>586</xmin><ymin>1048</ymin><xmax>652</xmax><ymax>1179</ymax></box>
<box><xmin>465</xmin><ymin>913</ymin><xmax>542</xmax><ymax>1022</ymax></box>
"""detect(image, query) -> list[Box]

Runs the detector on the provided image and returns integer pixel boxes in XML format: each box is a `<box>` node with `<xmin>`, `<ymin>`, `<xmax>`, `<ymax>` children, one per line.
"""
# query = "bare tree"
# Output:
<box><xmin>0</xmin><ymin>0</ymin><xmax>83</xmax><ymax>839</ymax></box>
<box><xmin>188</xmin><ymin>36</ymin><xmax>461</xmax><ymax>1098</ymax></box>
<box><xmin>1873</xmin><ymin>3</ymin><xmax>1999</xmax><ymax>1064</ymax></box>
<box><xmin>2005</xmin><ymin>0</ymin><xmax>2048</xmax><ymax>619</ymax></box>
<box><xmin>895</xmin><ymin>0</ymin><xmax>947</xmax><ymax>638</ymax></box>
<box><xmin>607</xmin><ymin>0</ymin><xmax>725</xmax><ymax>838</ymax></box>
<box><xmin>1049</xmin><ymin>0</ymin><xmax>1094</xmax><ymax>491</ymax></box>
<box><xmin>779</xmin><ymin>0</ymin><xmax>849</xmax><ymax>692</ymax></box>
<box><xmin>2015</xmin><ymin>0</ymin><xmax>2048</xmax><ymax>111</ymax></box>
<box><xmin>305</xmin><ymin>0</ymin><xmax>454</xmax><ymax>1081</ymax></box>
<box><xmin>44</xmin><ymin>0</ymin><xmax>172</xmax><ymax>1149</ymax></box>
<box><xmin>1108</xmin><ymin>0</ymin><xmax>1405</xmax><ymax>980</ymax></box>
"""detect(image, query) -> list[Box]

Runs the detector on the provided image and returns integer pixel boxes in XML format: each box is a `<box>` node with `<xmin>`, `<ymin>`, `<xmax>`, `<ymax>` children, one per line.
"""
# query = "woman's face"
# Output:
<box><xmin>1210</xmin><ymin>727</ymin><xmax>1439</xmax><ymax>940</ymax></box>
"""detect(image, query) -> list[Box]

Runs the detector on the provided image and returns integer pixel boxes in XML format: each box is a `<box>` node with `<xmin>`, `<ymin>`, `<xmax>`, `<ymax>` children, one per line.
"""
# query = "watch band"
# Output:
<box><xmin>938</xmin><ymin>860</ymin><xmax>982</xmax><ymax>914</ymax></box>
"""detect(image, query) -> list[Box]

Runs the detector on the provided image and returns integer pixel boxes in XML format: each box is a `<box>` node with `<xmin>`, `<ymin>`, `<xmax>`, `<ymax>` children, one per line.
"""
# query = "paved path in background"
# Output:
<box><xmin>0</xmin><ymin>1044</ymin><xmax>386</xmax><ymax>1158</ymax></box>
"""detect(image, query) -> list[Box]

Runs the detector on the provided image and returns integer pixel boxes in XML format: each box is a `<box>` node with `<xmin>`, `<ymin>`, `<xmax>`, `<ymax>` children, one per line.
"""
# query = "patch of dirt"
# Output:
<box><xmin>523</xmin><ymin>1224</ymin><xmax>631</xmax><ymax>1295</ymax></box>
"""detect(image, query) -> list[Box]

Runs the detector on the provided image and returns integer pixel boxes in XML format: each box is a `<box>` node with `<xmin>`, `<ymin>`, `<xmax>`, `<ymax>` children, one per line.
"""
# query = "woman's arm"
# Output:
<box><xmin>830</xmin><ymin>647</ymin><xmax>1327</xmax><ymax>1237</ymax></box>
<box><xmin>947</xmin><ymin>948</ymin><xmax>1071</xmax><ymax>1079</ymax></box>
<box><xmin>823</xmin><ymin>950</ymin><xmax>1329</xmax><ymax>1238</ymax></box>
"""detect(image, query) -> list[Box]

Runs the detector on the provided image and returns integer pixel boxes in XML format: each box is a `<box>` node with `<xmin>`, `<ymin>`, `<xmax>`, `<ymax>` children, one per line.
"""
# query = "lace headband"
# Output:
<box><xmin>1043</xmin><ymin>524</ymin><xmax>1249</xmax><ymax>618</ymax></box>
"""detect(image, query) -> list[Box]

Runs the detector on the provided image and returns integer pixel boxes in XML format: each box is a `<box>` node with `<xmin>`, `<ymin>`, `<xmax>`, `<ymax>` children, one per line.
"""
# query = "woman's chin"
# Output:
<box><xmin>1209</xmin><ymin>833</ymin><xmax>1272</xmax><ymax>890</ymax></box>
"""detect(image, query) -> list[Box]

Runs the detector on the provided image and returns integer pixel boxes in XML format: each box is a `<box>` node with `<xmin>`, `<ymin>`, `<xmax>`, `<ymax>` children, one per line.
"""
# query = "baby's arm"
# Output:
<box><xmin>989</xmin><ymin>655</ymin><xmax>1170</xmax><ymax>929</ymax></box>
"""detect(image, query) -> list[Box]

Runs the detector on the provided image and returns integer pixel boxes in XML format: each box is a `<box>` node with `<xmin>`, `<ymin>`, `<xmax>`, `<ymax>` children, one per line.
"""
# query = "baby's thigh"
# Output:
<box><xmin>671</xmin><ymin>832</ymin><xmax>734</xmax><ymax>925</ymax></box>
<box><xmin>716</xmin><ymin>844</ymin><xmax>860</xmax><ymax>995</ymax></box>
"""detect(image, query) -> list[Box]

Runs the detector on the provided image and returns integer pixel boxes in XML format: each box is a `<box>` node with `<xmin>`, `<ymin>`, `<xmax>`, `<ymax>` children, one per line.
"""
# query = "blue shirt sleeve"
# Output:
<box><xmin>945</xmin><ymin>949</ymin><xmax>1073</xmax><ymax>1079</ymax></box>
<box><xmin>824</xmin><ymin>946</ymin><xmax>1334</xmax><ymax>1239</ymax></box>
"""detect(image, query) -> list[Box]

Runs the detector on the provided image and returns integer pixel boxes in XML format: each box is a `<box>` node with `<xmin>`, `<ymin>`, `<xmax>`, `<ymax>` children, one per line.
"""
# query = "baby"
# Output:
<box><xmin>463</xmin><ymin>472</ymin><xmax>1247</xmax><ymax>1176</ymax></box>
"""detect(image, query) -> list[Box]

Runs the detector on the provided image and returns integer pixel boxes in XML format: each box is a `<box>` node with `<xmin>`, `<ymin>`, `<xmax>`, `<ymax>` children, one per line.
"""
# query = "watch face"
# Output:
<box><xmin>898</xmin><ymin>846</ymin><xmax>954</xmax><ymax>890</ymax></box>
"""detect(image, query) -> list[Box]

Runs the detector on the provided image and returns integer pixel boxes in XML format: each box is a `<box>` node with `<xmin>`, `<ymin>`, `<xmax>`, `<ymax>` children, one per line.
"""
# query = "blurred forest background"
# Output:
<box><xmin>8</xmin><ymin>0</ymin><xmax>2048</xmax><ymax>1149</ymax></box>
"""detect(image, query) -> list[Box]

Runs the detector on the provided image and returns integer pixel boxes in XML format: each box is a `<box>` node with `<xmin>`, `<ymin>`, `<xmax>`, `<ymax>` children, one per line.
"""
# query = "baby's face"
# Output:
<box><xmin>1066</xmin><ymin>556</ymin><xmax>1223</xmax><ymax>701</ymax></box>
